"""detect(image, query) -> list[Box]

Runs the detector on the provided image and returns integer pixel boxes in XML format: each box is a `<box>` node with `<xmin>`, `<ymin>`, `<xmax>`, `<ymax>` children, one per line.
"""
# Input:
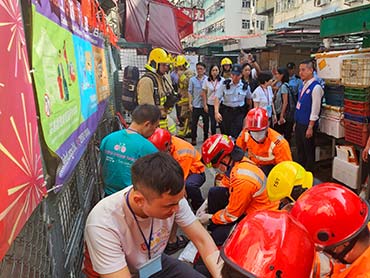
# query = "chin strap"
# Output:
<box><xmin>324</xmin><ymin>235</ymin><xmax>359</xmax><ymax>264</ymax></box>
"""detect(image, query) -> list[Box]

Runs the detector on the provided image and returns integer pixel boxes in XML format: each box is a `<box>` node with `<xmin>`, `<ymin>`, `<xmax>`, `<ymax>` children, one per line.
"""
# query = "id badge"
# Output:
<box><xmin>266</xmin><ymin>105</ymin><xmax>272</xmax><ymax>117</ymax></box>
<box><xmin>296</xmin><ymin>101</ymin><xmax>301</xmax><ymax>110</ymax></box>
<box><xmin>138</xmin><ymin>255</ymin><xmax>162</xmax><ymax>278</ymax></box>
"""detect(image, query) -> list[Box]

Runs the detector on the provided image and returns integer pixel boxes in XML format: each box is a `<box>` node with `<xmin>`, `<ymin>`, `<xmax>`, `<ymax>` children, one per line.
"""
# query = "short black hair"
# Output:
<box><xmin>131</xmin><ymin>152</ymin><xmax>184</xmax><ymax>197</ymax></box>
<box><xmin>257</xmin><ymin>71</ymin><xmax>273</xmax><ymax>85</ymax></box>
<box><xmin>277</xmin><ymin>67</ymin><xmax>290</xmax><ymax>83</ymax></box>
<box><xmin>196</xmin><ymin>62</ymin><xmax>206</xmax><ymax>69</ymax></box>
<box><xmin>132</xmin><ymin>104</ymin><xmax>161</xmax><ymax>125</ymax></box>
<box><xmin>300</xmin><ymin>59</ymin><xmax>314</xmax><ymax>69</ymax></box>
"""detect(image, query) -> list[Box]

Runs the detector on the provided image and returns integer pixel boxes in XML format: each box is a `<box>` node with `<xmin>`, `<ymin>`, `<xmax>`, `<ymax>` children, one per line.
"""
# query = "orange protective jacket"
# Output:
<box><xmin>212</xmin><ymin>158</ymin><xmax>279</xmax><ymax>225</ymax></box>
<box><xmin>236</xmin><ymin>128</ymin><xmax>292</xmax><ymax>167</ymax></box>
<box><xmin>330</xmin><ymin>224</ymin><xmax>370</xmax><ymax>278</ymax></box>
<box><xmin>170</xmin><ymin>136</ymin><xmax>205</xmax><ymax>179</ymax></box>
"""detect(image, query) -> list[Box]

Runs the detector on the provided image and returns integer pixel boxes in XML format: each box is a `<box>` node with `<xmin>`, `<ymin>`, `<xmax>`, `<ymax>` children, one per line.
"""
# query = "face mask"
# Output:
<box><xmin>250</xmin><ymin>131</ymin><xmax>267</xmax><ymax>142</ymax></box>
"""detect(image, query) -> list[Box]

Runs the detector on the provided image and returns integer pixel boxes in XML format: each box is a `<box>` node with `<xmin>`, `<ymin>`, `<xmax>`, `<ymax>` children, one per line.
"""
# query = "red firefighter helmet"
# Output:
<box><xmin>148</xmin><ymin>128</ymin><xmax>172</xmax><ymax>151</ymax></box>
<box><xmin>244</xmin><ymin>107</ymin><xmax>269</xmax><ymax>131</ymax></box>
<box><xmin>201</xmin><ymin>134</ymin><xmax>234</xmax><ymax>167</ymax></box>
<box><xmin>290</xmin><ymin>183</ymin><xmax>370</xmax><ymax>248</ymax></box>
<box><xmin>221</xmin><ymin>210</ymin><xmax>315</xmax><ymax>278</ymax></box>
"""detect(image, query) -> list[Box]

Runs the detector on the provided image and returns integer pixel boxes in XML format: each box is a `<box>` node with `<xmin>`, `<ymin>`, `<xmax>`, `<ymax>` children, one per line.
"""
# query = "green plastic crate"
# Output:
<box><xmin>344</xmin><ymin>88</ymin><xmax>370</xmax><ymax>102</ymax></box>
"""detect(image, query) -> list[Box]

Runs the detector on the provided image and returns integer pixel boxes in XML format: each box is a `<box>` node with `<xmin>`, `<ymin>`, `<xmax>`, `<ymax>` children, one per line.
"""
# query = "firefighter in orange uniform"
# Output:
<box><xmin>291</xmin><ymin>183</ymin><xmax>370</xmax><ymax>278</ymax></box>
<box><xmin>236</xmin><ymin>107</ymin><xmax>292</xmax><ymax>175</ymax></box>
<box><xmin>149</xmin><ymin>128</ymin><xmax>205</xmax><ymax>211</ymax></box>
<box><xmin>198</xmin><ymin>134</ymin><xmax>278</xmax><ymax>245</ymax></box>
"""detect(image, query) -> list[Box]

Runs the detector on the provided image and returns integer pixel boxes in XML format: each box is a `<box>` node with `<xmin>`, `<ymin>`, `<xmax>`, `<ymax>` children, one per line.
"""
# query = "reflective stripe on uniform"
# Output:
<box><xmin>236</xmin><ymin>168</ymin><xmax>267</xmax><ymax>197</ymax></box>
<box><xmin>168</xmin><ymin>123</ymin><xmax>176</xmax><ymax>134</ymax></box>
<box><xmin>159</xmin><ymin>119</ymin><xmax>168</xmax><ymax>129</ymax></box>
<box><xmin>177</xmin><ymin>149</ymin><xmax>196</xmax><ymax>157</ymax></box>
<box><xmin>219</xmin><ymin>208</ymin><xmax>238</xmax><ymax>224</ymax></box>
<box><xmin>250</xmin><ymin>135</ymin><xmax>284</xmax><ymax>162</ymax></box>
<box><xmin>160</xmin><ymin>96</ymin><xmax>166</xmax><ymax>105</ymax></box>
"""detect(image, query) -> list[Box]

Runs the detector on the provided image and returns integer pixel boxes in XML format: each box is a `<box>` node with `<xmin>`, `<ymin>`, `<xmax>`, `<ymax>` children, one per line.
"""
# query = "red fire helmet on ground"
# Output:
<box><xmin>221</xmin><ymin>210</ymin><xmax>315</xmax><ymax>278</ymax></box>
<box><xmin>290</xmin><ymin>182</ymin><xmax>370</xmax><ymax>248</ymax></box>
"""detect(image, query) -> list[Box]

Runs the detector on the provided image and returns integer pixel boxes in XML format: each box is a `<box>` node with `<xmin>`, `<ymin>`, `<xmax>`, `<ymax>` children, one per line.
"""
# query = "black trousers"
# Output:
<box><xmin>207</xmin><ymin>105</ymin><xmax>217</xmax><ymax>135</ymax></box>
<box><xmin>273</xmin><ymin>114</ymin><xmax>294</xmax><ymax>145</ymax></box>
<box><xmin>191</xmin><ymin>108</ymin><xmax>209</xmax><ymax>141</ymax></box>
<box><xmin>295</xmin><ymin>122</ymin><xmax>316</xmax><ymax>172</ymax></box>
<box><xmin>150</xmin><ymin>254</ymin><xmax>205</xmax><ymax>278</ymax></box>
<box><xmin>221</xmin><ymin>105</ymin><xmax>245</xmax><ymax>139</ymax></box>
<box><xmin>207</xmin><ymin>187</ymin><xmax>237</xmax><ymax>246</ymax></box>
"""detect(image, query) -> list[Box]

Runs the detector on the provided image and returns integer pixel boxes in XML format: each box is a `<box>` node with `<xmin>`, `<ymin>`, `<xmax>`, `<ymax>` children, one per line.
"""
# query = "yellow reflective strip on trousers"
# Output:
<box><xmin>159</xmin><ymin>119</ymin><xmax>168</xmax><ymax>129</ymax></box>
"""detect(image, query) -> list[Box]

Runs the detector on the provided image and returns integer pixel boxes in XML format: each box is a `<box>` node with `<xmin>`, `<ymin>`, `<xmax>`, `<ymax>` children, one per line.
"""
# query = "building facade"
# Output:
<box><xmin>180</xmin><ymin>0</ymin><xmax>268</xmax><ymax>52</ymax></box>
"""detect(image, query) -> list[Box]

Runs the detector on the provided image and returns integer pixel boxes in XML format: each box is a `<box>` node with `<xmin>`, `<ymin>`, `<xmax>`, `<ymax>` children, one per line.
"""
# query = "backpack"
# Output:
<box><xmin>121</xmin><ymin>66</ymin><xmax>160</xmax><ymax>111</ymax></box>
<box><xmin>122</xmin><ymin>66</ymin><xmax>140</xmax><ymax>112</ymax></box>
<box><xmin>284</xmin><ymin>82</ymin><xmax>298</xmax><ymax>121</ymax></box>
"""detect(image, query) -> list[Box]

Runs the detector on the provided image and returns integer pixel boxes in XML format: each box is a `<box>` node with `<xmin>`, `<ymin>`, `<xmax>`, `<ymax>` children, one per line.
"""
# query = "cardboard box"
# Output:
<box><xmin>332</xmin><ymin>157</ymin><xmax>360</xmax><ymax>189</ymax></box>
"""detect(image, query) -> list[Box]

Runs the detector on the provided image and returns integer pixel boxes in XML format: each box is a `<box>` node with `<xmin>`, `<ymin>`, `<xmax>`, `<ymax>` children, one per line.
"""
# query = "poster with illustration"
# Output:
<box><xmin>92</xmin><ymin>45</ymin><xmax>110</xmax><ymax>102</ymax></box>
<box><xmin>32</xmin><ymin>10</ymin><xmax>81</xmax><ymax>152</ymax></box>
<box><xmin>0</xmin><ymin>0</ymin><xmax>46</xmax><ymax>260</ymax></box>
<box><xmin>73</xmin><ymin>35</ymin><xmax>97</xmax><ymax>120</ymax></box>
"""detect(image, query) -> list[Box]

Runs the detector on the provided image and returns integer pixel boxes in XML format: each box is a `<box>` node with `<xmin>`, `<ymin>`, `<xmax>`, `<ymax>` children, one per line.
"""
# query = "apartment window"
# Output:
<box><xmin>256</xmin><ymin>20</ymin><xmax>259</xmax><ymax>28</ymax></box>
<box><xmin>242</xmin><ymin>19</ymin><xmax>250</xmax><ymax>29</ymax></box>
<box><xmin>260</xmin><ymin>20</ymin><xmax>265</xmax><ymax>30</ymax></box>
<box><xmin>242</xmin><ymin>0</ymin><xmax>251</xmax><ymax>8</ymax></box>
<box><xmin>252</xmin><ymin>0</ymin><xmax>255</xmax><ymax>6</ymax></box>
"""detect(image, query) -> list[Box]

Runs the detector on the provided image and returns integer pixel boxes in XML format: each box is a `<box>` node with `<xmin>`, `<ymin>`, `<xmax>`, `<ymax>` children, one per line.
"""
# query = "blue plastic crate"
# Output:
<box><xmin>344</xmin><ymin>112</ymin><xmax>370</xmax><ymax>123</ymax></box>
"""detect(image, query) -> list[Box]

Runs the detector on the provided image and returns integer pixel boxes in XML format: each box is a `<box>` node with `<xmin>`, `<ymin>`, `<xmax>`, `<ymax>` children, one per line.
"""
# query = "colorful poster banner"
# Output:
<box><xmin>73</xmin><ymin>35</ymin><xmax>97</xmax><ymax>120</ymax></box>
<box><xmin>32</xmin><ymin>7</ymin><xmax>108</xmax><ymax>186</ymax></box>
<box><xmin>33</xmin><ymin>11</ymin><xmax>81</xmax><ymax>152</ymax></box>
<box><xmin>0</xmin><ymin>0</ymin><xmax>46</xmax><ymax>260</ymax></box>
<box><xmin>92</xmin><ymin>45</ymin><xmax>110</xmax><ymax>102</ymax></box>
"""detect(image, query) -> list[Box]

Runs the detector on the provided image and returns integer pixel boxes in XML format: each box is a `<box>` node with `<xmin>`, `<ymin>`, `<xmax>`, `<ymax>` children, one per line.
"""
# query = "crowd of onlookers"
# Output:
<box><xmin>81</xmin><ymin>48</ymin><xmax>369</xmax><ymax>278</ymax></box>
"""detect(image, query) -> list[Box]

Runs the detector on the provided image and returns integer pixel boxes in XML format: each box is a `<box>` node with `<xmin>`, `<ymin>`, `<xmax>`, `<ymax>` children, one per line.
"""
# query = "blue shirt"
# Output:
<box><xmin>216</xmin><ymin>80</ymin><xmax>250</xmax><ymax>107</ymax></box>
<box><xmin>289</xmin><ymin>75</ymin><xmax>303</xmax><ymax>97</ymax></box>
<box><xmin>189</xmin><ymin>75</ymin><xmax>207</xmax><ymax>108</ymax></box>
<box><xmin>100</xmin><ymin>129</ymin><xmax>158</xmax><ymax>195</ymax></box>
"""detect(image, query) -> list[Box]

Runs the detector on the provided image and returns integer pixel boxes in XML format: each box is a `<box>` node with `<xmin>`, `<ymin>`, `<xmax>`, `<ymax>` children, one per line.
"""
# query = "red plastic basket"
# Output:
<box><xmin>344</xmin><ymin>119</ymin><xmax>369</xmax><ymax>146</ymax></box>
<box><xmin>344</xmin><ymin>99</ymin><xmax>370</xmax><ymax>116</ymax></box>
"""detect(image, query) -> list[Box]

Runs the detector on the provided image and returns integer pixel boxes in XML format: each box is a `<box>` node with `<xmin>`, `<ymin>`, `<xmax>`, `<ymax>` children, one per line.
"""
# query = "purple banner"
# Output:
<box><xmin>55</xmin><ymin>100</ymin><xmax>107</xmax><ymax>186</ymax></box>
<box><xmin>33</xmin><ymin>0</ymin><xmax>61</xmax><ymax>25</ymax></box>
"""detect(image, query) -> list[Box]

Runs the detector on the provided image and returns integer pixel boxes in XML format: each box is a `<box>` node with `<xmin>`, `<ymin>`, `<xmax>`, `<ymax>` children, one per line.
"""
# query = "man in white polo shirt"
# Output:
<box><xmin>83</xmin><ymin>152</ymin><xmax>222</xmax><ymax>278</ymax></box>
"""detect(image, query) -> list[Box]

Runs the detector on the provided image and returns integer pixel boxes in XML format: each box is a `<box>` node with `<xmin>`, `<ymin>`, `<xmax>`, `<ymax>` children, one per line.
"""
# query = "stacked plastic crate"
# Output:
<box><xmin>342</xmin><ymin>58</ymin><xmax>370</xmax><ymax>147</ymax></box>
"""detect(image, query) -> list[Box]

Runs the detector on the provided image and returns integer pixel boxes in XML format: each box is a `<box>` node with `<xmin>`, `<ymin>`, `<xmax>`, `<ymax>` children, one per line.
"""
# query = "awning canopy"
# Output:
<box><xmin>320</xmin><ymin>4</ymin><xmax>370</xmax><ymax>38</ymax></box>
<box><xmin>125</xmin><ymin>0</ymin><xmax>193</xmax><ymax>53</ymax></box>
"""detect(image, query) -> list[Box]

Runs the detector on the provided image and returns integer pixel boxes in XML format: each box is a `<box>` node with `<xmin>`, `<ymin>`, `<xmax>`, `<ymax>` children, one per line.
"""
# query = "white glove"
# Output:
<box><xmin>198</xmin><ymin>213</ymin><xmax>213</xmax><ymax>225</ymax></box>
<box><xmin>196</xmin><ymin>199</ymin><xmax>208</xmax><ymax>217</ymax></box>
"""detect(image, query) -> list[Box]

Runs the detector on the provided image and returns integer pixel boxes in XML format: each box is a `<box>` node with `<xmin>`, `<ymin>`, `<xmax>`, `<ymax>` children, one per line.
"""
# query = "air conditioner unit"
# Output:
<box><xmin>314</xmin><ymin>0</ymin><xmax>331</xmax><ymax>7</ymax></box>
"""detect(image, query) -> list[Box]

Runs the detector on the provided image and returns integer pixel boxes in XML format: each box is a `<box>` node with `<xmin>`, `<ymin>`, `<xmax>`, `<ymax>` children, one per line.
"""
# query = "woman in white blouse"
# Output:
<box><xmin>201</xmin><ymin>65</ymin><xmax>224</xmax><ymax>135</ymax></box>
<box><xmin>252</xmin><ymin>71</ymin><xmax>277</xmax><ymax>125</ymax></box>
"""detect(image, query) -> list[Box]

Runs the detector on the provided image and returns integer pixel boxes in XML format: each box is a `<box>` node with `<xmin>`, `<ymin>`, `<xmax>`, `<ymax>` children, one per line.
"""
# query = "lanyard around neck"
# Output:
<box><xmin>126</xmin><ymin>189</ymin><xmax>154</xmax><ymax>259</ymax></box>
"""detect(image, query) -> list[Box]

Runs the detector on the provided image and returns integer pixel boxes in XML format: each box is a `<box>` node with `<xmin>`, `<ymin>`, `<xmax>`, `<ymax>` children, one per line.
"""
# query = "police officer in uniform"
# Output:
<box><xmin>214</xmin><ymin>64</ymin><xmax>251</xmax><ymax>138</ymax></box>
